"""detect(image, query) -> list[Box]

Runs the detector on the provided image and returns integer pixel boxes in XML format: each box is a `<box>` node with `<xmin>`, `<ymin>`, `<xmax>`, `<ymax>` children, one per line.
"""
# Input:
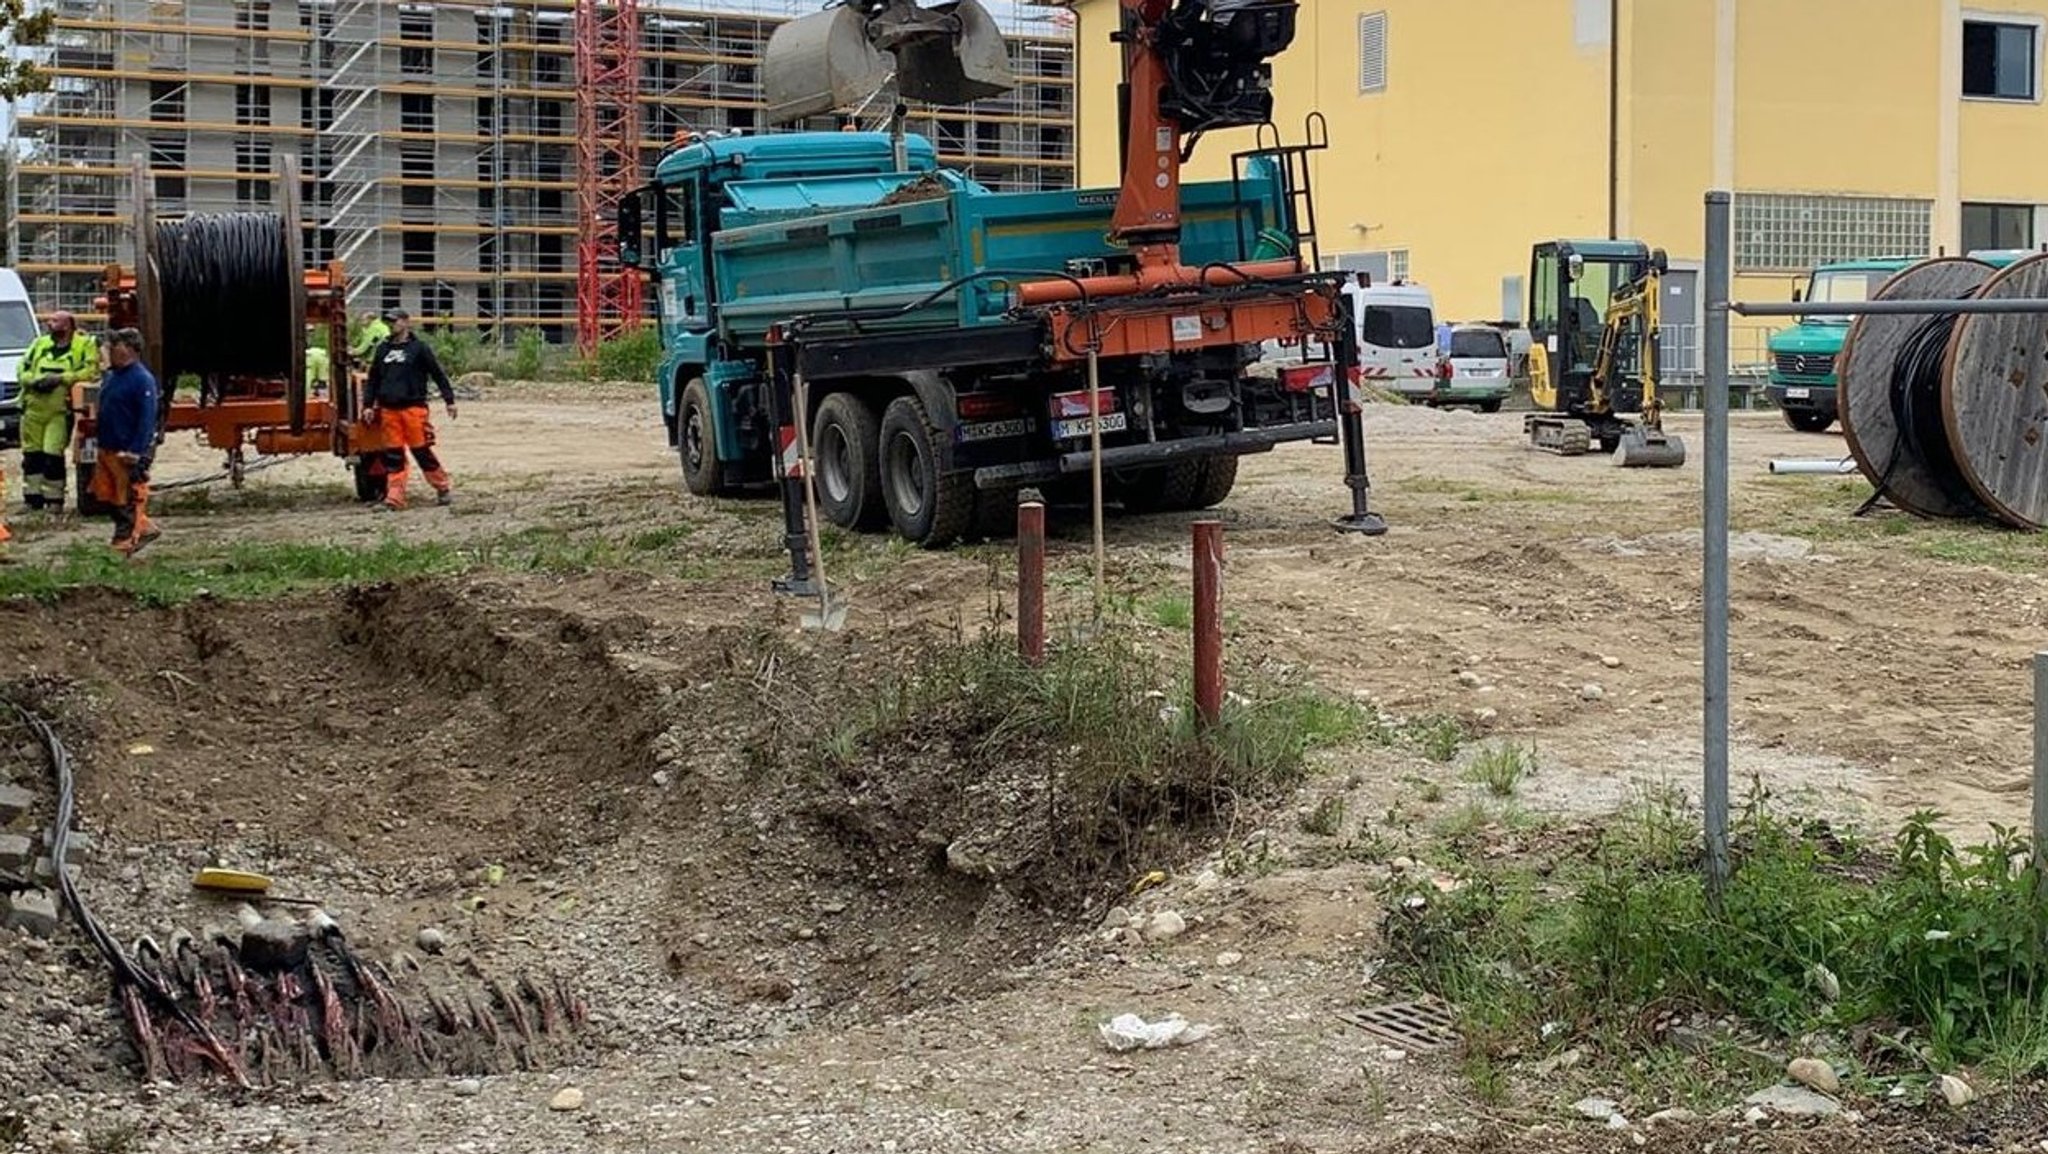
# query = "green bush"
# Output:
<box><xmin>1384</xmin><ymin>802</ymin><xmax>2048</xmax><ymax>1076</ymax></box>
<box><xmin>587</xmin><ymin>328</ymin><xmax>662</xmax><ymax>382</ymax></box>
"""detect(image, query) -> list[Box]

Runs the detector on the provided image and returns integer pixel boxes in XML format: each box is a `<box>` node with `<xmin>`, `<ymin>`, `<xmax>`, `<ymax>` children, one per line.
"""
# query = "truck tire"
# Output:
<box><xmin>1116</xmin><ymin>461</ymin><xmax>1200</xmax><ymax>514</ymax></box>
<box><xmin>1187</xmin><ymin>456</ymin><xmax>1239</xmax><ymax>510</ymax></box>
<box><xmin>1783</xmin><ymin>407</ymin><xmax>1834</xmax><ymax>433</ymax></box>
<box><xmin>810</xmin><ymin>392</ymin><xmax>884</xmax><ymax>529</ymax></box>
<box><xmin>351</xmin><ymin>458</ymin><xmax>387</xmax><ymax>504</ymax></box>
<box><xmin>677</xmin><ymin>377</ymin><xmax>723</xmax><ymax>497</ymax></box>
<box><xmin>878</xmin><ymin>394</ymin><xmax>973</xmax><ymax>547</ymax></box>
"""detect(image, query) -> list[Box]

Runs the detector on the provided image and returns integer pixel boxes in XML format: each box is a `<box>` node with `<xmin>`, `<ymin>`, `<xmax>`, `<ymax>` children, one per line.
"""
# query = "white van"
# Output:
<box><xmin>0</xmin><ymin>269</ymin><xmax>40</xmax><ymax>449</ymax></box>
<box><xmin>1350</xmin><ymin>281</ymin><xmax>1441</xmax><ymax>398</ymax></box>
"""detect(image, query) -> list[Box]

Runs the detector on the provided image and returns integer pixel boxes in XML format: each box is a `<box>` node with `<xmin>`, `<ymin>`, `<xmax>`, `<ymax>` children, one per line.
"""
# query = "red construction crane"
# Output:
<box><xmin>575</xmin><ymin>0</ymin><xmax>645</xmax><ymax>357</ymax></box>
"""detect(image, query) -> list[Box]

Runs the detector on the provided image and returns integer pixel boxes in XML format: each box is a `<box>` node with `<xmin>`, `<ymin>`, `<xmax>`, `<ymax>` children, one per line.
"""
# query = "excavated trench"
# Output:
<box><xmin>0</xmin><ymin>578</ymin><xmax>1104</xmax><ymax>1093</ymax></box>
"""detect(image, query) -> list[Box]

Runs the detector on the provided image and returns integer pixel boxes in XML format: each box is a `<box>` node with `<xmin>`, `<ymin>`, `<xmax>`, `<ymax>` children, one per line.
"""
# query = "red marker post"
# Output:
<box><xmin>1017</xmin><ymin>500</ymin><xmax>1047</xmax><ymax>667</ymax></box>
<box><xmin>1192</xmin><ymin>519</ymin><xmax>1224</xmax><ymax>728</ymax></box>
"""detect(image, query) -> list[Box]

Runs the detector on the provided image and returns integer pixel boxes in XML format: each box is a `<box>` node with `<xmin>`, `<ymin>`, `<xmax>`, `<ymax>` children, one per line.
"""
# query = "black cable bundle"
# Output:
<box><xmin>152</xmin><ymin>212</ymin><xmax>294</xmax><ymax>384</ymax></box>
<box><xmin>1857</xmin><ymin>299</ymin><xmax>1989</xmax><ymax>519</ymax></box>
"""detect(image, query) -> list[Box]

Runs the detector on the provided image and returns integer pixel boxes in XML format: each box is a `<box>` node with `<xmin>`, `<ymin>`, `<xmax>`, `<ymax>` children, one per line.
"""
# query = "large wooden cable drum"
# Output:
<box><xmin>1942</xmin><ymin>252</ymin><xmax>2048</xmax><ymax>529</ymax></box>
<box><xmin>1837</xmin><ymin>257</ymin><xmax>1998</xmax><ymax>521</ymax></box>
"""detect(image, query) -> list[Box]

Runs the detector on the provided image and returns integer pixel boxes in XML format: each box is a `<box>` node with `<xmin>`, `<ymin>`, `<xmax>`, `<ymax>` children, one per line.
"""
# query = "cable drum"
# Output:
<box><xmin>148</xmin><ymin>211</ymin><xmax>299</xmax><ymax>385</ymax></box>
<box><xmin>1942</xmin><ymin>253</ymin><xmax>2048</xmax><ymax>528</ymax></box>
<box><xmin>1837</xmin><ymin>258</ymin><xmax>1995</xmax><ymax>521</ymax></box>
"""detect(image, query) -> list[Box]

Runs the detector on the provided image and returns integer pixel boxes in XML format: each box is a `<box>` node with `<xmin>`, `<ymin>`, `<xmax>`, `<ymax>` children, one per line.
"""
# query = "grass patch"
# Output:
<box><xmin>1383</xmin><ymin>798</ymin><xmax>2048</xmax><ymax>1095</ymax></box>
<box><xmin>1142</xmin><ymin>592</ymin><xmax>1193</xmax><ymax>630</ymax></box>
<box><xmin>1399</xmin><ymin>477</ymin><xmax>1598</xmax><ymax>506</ymax></box>
<box><xmin>1464</xmin><ymin>742</ymin><xmax>1537</xmax><ymax>798</ymax></box>
<box><xmin>0</xmin><ymin>537</ymin><xmax>467</xmax><ymax>606</ymax></box>
<box><xmin>1300</xmin><ymin>794</ymin><xmax>1346</xmax><ymax>837</ymax></box>
<box><xmin>819</xmin><ymin>627</ymin><xmax>1366</xmax><ymax>876</ymax></box>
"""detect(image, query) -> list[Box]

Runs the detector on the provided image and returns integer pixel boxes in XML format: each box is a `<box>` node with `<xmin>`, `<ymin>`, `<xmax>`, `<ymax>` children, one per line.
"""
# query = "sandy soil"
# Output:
<box><xmin>2</xmin><ymin>387</ymin><xmax>2043</xmax><ymax>1153</ymax></box>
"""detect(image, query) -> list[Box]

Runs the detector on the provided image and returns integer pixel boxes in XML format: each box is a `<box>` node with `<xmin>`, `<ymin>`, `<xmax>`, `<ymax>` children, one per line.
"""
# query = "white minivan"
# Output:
<box><xmin>1348</xmin><ymin>281</ymin><xmax>1442</xmax><ymax>399</ymax></box>
<box><xmin>0</xmin><ymin>269</ymin><xmax>40</xmax><ymax>448</ymax></box>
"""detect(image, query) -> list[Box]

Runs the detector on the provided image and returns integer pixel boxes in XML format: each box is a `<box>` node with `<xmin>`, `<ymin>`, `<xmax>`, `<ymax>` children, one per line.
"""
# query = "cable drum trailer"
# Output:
<box><xmin>74</xmin><ymin>154</ymin><xmax>389</xmax><ymax>507</ymax></box>
<box><xmin>617</xmin><ymin>0</ymin><xmax>1387</xmax><ymax>588</ymax></box>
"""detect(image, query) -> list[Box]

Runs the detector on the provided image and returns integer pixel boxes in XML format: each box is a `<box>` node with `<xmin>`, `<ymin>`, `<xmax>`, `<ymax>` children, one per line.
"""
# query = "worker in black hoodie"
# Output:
<box><xmin>364</xmin><ymin>308</ymin><xmax>458</xmax><ymax>510</ymax></box>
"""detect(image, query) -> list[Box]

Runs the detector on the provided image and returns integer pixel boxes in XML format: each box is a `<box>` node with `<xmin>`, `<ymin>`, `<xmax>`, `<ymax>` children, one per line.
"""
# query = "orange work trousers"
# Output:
<box><xmin>375</xmin><ymin>404</ymin><xmax>451</xmax><ymax>508</ymax></box>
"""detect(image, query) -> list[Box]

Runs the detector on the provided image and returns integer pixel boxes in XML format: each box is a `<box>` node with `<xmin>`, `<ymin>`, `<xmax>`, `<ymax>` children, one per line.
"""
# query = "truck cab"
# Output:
<box><xmin>1765</xmin><ymin>258</ymin><xmax>1913</xmax><ymax>432</ymax></box>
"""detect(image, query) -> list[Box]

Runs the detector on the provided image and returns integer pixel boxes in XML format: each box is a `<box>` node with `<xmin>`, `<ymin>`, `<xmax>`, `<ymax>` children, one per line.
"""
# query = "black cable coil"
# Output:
<box><xmin>1857</xmin><ymin>297</ymin><xmax>1990</xmax><ymax>519</ymax></box>
<box><xmin>152</xmin><ymin>212</ymin><xmax>295</xmax><ymax>384</ymax></box>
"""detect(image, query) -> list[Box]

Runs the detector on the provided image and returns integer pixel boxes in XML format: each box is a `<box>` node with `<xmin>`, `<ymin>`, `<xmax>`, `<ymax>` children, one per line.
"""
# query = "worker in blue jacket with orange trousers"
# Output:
<box><xmin>87</xmin><ymin>328</ymin><xmax>161</xmax><ymax>558</ymax></box>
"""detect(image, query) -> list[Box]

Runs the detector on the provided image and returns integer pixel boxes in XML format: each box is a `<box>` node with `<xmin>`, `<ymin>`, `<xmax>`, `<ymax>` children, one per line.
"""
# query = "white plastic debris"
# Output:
<box><xmin>1097</xmin><ymin>1013</ymin><xmax>1215</xmax><ymax>1052</ymax></box>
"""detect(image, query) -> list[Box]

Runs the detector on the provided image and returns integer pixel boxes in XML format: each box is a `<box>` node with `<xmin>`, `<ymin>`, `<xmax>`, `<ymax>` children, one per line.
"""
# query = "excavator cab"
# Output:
<box><xmin>762</xmin><ymin>0</ymin><xmax>1016</xmax><ymax>125</ymax></box>
<box><xmin>1524</xmin><ymin>238</ymin><xmax>1685</xmax><ymax>467</ymax></box>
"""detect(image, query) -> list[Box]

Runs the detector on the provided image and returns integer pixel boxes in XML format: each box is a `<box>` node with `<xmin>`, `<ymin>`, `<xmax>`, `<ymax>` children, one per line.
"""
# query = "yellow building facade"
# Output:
<box><xmin>1066</xmin><ymin>0</ymin><xmax>2048</xmax><ymax>360</ymax></box>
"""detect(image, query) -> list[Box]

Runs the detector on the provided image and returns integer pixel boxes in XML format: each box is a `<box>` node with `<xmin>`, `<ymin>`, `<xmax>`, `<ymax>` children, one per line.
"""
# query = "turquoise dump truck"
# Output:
<box><xmin>616</xmin><ymin>130</ymin><xmax>1343</xmax><ymax>547</ymax></box>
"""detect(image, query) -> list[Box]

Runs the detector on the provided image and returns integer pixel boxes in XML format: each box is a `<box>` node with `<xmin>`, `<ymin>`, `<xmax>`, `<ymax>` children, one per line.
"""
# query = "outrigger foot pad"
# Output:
<box><xmin>1334</xmin><ymin>512</ymin><xmax>1389</xmax><ymax>536</ymax></box>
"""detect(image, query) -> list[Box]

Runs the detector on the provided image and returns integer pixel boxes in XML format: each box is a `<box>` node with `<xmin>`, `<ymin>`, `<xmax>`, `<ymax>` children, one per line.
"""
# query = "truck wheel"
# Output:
<box><xmin>351</xmin><ymin>458</ymin><xmax>387</xmax><ymax>504</ymax></box>
<box><xmin>1116</xmin><ymin>461</ymin><xmax>1200</xmax><ymax>513</ymax></box>
<box><xmin>811</xmin><ymin>392</ymin><xmax>884</xmax><ymax>529</ymax></box>
<box><xmin>1478</xmin><ymin>399</ymin><xmax>1504</xmax><ymax>414</ymax></box>
<box><xmin>878</xmin><ymin>394</ymin><xmax>973</xmax><ymax>547</ymax></box>
<box><xmin>1783</xmin><ymin>408</ymin><xmax>1835</xmax><ymax>433</ymax></box>
<box><xmin>677</xmin><ymin>377</ymin><xmax>723</xmax><ymax>497</ymax></box>
<box><xmin>1187</xmin><ymin>456</ymin><xmax>1239</xmax><ymax>510</ymax></box>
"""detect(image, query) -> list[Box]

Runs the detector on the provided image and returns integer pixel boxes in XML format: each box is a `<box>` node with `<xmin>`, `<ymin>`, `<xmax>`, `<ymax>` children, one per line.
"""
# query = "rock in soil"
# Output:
<box><xmin>548</xmin><ymin>1087</ymin><xmax>585</xmax><ymax>1112</ymax></box>
<box><xmin>1787</xmin><ymin>1056</ymin><xmax>1841</xmax><ymax>1095</ymax></box>
<box><xmin>1745</xmin><ymin>1083</ymin><xmax>1842</xmax><ymax>1118</ymax></box>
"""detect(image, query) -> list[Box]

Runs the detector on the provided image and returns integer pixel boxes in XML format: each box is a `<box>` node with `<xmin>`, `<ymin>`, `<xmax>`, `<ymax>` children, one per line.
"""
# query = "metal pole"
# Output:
<box><xmin>1733</xmin><ymin>298</ymin><xmax>2048</xmax><ymax>317</ymax></box>
<box><xmin>1087</xmin><ymin>347</ymin><xmax>1107</xmax><ymax>604</ymax></box>
<box><xmin>1017</xmin><ymin>499</ymin><xmax>1046</xmax><ymax>667</ymax></box>
<box><xmin>2035</xmin><ymin>652</ymin><xmax>2048</xmax><ymax>894</ymax></box>
<box><xmin>1703</xmin><ymin>191</ymin><xmax>1733</xmax><ymax>906</ymax></box>
<box><xmin>1192</xmin><ymin>519</ymin><xmax>1223</xmax><ymax>729</ymax></box>
<box><xmin>1331</xmin><ymin>290</ymin><xmax>1388</xmax><ymax>536</ymax></box>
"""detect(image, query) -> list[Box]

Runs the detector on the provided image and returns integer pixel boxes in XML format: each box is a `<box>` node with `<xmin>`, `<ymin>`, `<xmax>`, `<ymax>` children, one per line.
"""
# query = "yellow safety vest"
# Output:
<box><xmin>18</xmin><ymin>333</ymin><xmax>99</xmax><ymax>415</ymax></box>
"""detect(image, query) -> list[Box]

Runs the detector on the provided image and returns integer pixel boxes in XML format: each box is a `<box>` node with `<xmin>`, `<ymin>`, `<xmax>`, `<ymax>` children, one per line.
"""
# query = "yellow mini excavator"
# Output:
<box><xmin>1523</xmin><ymin>239</ymin><xmax>1686</xmax><ymax>468</ymax></box>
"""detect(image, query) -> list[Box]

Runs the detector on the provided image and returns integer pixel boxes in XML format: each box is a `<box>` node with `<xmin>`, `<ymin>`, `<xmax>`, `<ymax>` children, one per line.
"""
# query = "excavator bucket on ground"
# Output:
<box><xmin>763</xmin><ymin>0</ymin><xmax>1016</xmax><ymax>126</ymax></box>
<box><xmin>1613</xmin><ymin>423</ymin><xmax>1687</xmax><ymax>468</ymax></box>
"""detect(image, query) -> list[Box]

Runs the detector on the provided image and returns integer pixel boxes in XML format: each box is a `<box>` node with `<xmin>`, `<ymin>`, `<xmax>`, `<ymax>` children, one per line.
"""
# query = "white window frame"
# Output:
<box><xmin>1388</xmin><ymin>249</ymin><xmax>1410</xmax><ymax>282</ymax></box>
<box><xmin>1962</xmin><ymin>11</ymin><xmax>2044</xmax><ymax>105</ymax></box>
<box><xmin>1358</xmin><ymin>11</ymin><xmax>1388</xmax><ymax>95</ymax></box>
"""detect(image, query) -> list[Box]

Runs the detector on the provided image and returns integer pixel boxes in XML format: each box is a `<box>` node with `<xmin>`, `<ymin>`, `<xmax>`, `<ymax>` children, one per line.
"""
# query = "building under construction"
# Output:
<box><xmin>8</xmin><ymin>0</ymin><xmax>1076</xmax><ymax>340</ymax></box>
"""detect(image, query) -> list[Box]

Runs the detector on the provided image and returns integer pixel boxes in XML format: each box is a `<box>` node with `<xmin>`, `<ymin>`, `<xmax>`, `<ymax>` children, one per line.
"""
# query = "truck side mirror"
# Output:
<box><xmin>1791</xmin><ymin>286</ymin><xmax>1803</xmax><ymax>303</ymax></box>
<box><xmin>617</xmin><ymin>196</ymin><xmax>643</xmax><ymax>268</ymax></box>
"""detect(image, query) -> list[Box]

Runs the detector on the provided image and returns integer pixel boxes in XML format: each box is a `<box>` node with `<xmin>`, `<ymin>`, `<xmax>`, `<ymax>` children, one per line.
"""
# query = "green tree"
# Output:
<box><xmin>0</xmin><ymin>1</ymin><xmax>53</xmax><ymax>100</ymax></box>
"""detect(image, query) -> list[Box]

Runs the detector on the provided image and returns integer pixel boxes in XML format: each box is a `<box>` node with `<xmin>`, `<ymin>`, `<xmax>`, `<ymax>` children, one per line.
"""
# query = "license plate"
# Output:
<box><xmin>1053</xmin><ymin>412</ymin><xmax>1128</xmax><ymax>440</ymax></box>
<box><xmin>1785</xmin><ymin>387</ymin><xmax>1810</xmax><ymax>400</ymax></box>
<box><xmin>957</xmin><ymin>418</ymin><xmax>1031</xmax><ymax>442</ymax></box>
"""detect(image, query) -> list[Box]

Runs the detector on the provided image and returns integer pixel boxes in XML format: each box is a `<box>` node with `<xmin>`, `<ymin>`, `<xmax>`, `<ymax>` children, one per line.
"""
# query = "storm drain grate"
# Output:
<box><xmin>1340</xmin><ymin>995</ymin><xmax>1463</xmax><ymax>1053</ymax></box>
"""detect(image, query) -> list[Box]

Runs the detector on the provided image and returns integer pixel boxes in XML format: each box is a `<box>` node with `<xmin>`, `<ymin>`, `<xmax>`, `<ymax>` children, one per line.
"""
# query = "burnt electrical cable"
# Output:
<box><xmin>153</xmin><ymin>213</ymin><xmax>295</xmax><ymax>385</ymax></box>
<box><xmin>3</xmin><ymin>697</ymin><xmax>248</xmax><ymax>1084</ymax></box>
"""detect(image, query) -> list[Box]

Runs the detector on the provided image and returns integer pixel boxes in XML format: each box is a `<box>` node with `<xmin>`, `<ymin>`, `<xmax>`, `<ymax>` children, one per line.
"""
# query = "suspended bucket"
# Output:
<box><xmin>762</xmin><ymin>0</ymin><xmax>1016</xmax><ymax>125</ymax></box>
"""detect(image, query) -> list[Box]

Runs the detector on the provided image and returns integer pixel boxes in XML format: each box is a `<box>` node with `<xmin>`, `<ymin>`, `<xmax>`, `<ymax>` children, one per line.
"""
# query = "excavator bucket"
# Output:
<box><xmin>1613</xmin><ymin>424</ymin><xmax>1688</xmax><ymax>468</ymax></box>
<box><xmin>762</xmin><ymin>0</ymin><xmax>1015</xmax><ymax>126</ymax></box>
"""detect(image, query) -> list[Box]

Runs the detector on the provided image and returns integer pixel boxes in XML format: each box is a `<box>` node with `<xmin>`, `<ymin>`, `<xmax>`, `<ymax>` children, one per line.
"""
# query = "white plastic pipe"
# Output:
<box><xmin>1768</xmin><ymin>458</ymin><xmax>1858</xmax><ymax>475</ymax></box>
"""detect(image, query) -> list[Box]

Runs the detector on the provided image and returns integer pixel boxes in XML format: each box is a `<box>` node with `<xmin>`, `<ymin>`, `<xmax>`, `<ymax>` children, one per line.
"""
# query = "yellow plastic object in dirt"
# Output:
<box><xmin>192</xmin><ymin>866</ymin><xmax>275</xmax><ymax>896</ymax></box>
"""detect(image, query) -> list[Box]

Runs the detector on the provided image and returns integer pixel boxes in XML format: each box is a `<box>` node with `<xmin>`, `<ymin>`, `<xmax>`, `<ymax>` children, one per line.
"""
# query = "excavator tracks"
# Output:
<box><xmin>1524</xmin><ymin>415</ymin><xmax>1593</xmax><ymax>457</ymax></box>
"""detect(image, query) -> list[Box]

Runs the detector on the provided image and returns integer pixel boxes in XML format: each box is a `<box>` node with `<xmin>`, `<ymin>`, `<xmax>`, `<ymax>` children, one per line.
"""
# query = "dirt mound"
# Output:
<box><xmin>0</xmin><ymin>583</ymin><xmax>667</xmax><ymax>867</ymax></box>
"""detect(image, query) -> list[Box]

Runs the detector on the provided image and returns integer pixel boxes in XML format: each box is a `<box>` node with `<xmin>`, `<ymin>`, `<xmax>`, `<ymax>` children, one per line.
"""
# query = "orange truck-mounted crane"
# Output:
<box><xmin>74</xmin><ymin>154</ymin><xmax>390</xmax><ymax>507</ymax></box>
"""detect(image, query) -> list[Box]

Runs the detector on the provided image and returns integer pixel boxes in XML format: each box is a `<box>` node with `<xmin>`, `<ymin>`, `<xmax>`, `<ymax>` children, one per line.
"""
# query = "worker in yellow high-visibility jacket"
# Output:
<box><xmin>18</xmin><ymin>311</ymin><xmax>99</xmax><ymax>515</ymax></box>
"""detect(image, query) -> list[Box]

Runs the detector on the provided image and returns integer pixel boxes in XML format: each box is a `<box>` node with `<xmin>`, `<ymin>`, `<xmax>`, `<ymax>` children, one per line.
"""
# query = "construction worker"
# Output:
<box><xmin>86</xmin><ymin>328</ymin><xmax>160</xmax><ymax>558</ymax></box>
<box><xmin>305</xmin><ymin>339</ymin><xmax>331</xmax><ymax>401</ymax></box>
<box><xmin>18</xmin><ymin>310</ymin><xmax>99</xmax><ymax>515</ymax></box>
<box><xmin>363</xmin><ymin>308</ymin><xmax>457</xmax><ymax>510</ymax></box>
<box><xmin>350</xmin><ymin>310</ymin><xmax>390</xmax><ymax>368</ymax></box>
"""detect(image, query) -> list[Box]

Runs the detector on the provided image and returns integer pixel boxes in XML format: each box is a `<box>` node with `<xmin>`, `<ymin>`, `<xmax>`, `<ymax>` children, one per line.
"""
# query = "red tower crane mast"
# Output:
<box><xmin>575</xmin><ymin>0</ymin><xmax>645</xmax><ymax>357</ymax></box>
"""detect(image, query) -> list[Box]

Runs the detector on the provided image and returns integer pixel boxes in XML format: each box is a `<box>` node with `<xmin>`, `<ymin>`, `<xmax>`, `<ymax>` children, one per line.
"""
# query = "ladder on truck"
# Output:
<box><xmin>1229</xmin><ymin>112</ymin><xmax>1331</xmax><ymax>273</ymax></box>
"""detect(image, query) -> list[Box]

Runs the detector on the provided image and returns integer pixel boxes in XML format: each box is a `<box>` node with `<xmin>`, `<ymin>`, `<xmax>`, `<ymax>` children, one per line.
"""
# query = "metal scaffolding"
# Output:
<box><xmin>9</xmin><ymin>0</ymin><xmax>1077</xmax><ymax>342</ymax></box>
